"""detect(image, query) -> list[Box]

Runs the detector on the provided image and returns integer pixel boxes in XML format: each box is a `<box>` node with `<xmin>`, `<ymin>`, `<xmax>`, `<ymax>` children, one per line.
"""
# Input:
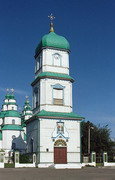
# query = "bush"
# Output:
<box><xmin>19</xmin><ymin>154</ymin><xmax>33</xmax><ymax>163</ymax></box>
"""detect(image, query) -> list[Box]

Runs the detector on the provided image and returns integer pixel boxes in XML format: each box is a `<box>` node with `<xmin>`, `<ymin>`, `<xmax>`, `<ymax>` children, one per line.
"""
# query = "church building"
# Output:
<box><xmin>0</xmin><ymin>90</ymin><xmax>32</xmax><ymax>161</ymax></box>
<box><xmin>26</xmin><ymin>15</ymin><xmax>84</xmax><ymax>168</ymax></box>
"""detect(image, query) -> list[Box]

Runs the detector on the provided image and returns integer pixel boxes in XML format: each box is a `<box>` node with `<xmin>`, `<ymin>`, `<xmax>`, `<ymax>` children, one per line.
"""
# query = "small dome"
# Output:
<box><xmin>35</xmin><ymin>31</ymin><xmax>70</xmax><ymax>56</ymax></box>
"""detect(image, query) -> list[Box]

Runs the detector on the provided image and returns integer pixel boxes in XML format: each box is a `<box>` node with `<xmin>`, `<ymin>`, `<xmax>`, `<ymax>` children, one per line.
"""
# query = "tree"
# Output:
<box><xmin>81</xmin><ymin>121</ymin><xmax>114</xmax><ymax>156</ymax></box>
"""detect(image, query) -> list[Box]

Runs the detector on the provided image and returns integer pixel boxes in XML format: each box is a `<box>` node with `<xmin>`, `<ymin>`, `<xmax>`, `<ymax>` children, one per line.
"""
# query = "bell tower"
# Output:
<box><xmin>31</xmin><ymin>15</ymin><xmax>73</xmax><ymax>115</ymax></box>
<box><xmin>27</xmin><ymin>15</ymin><xmax>84</xmax><ymax>168</ymax></box>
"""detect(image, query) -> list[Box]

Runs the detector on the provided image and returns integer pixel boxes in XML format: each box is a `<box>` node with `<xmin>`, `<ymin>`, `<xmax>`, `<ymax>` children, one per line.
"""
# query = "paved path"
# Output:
<box><xmin>0</xmin><ymin>167</ymin><xmax>115</xmax><ymax>180</ymax></box>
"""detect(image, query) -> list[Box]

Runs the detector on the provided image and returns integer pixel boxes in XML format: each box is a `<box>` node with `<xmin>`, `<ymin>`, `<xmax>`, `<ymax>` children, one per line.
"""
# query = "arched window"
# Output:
<box><xmin>12</xmin><ymin>119</ymin><xmax>15</xmax><ymax>125</ymax></box>
<box><xmin>52</xmin><ymin>53</ymin><xmax>61</xmax><ymax>66</ymax></box>
<box><xmin>12</xmin><ymin>106</ymin><xmax>14</xmax><ymax>110</ymax></box>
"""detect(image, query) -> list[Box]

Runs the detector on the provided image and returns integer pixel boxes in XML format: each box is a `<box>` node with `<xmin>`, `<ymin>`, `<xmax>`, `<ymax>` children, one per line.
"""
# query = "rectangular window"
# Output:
<box><xmin>53</xmin><ymin>89</ymin><xmax>63</xmax><ymax>105</ymax></box>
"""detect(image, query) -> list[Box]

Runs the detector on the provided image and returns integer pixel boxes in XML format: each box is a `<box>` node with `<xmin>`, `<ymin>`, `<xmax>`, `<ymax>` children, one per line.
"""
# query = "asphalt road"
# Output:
<box><xmin>0</xmin><ymin>167</ymin><xmax>115</xmax><ymax>180</ymax></box>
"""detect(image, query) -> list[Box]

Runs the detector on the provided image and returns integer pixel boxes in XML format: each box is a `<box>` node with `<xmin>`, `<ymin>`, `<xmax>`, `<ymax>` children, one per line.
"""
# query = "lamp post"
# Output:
<box><xmin>87</xmin><ymin>121</ymin><xmax>94</xmax><ymax>156</ymax></box>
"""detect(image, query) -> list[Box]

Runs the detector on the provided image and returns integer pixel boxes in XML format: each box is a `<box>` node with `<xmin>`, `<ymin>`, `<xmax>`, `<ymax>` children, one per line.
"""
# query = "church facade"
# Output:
<box><xmin>0</xmin><ymin>91</ymin><xmax>32</xmax><ymax>161</ymax></box>
<box><xmin>26</xmin><ymin>21</ymin><xmax>84</xmax><ymax>168</ymax></box>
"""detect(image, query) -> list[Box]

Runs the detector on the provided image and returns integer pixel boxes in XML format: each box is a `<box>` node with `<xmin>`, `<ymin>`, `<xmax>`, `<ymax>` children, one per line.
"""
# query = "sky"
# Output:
<box><xmin>0</xmin><ymin>0</ymin><xmax>115</xmax><ymax>138</ymax></box>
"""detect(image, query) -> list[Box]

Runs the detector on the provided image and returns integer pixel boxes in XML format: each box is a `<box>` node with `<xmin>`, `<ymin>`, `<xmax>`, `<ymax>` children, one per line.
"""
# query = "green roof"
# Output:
<box><xmin>35</xmin><ymin>31</ymin><xmax>70</xmax><ymax>56</ymax></box>
<box><xmin>24</xmin><ymin>106</ymin><xmax>31</xmax><ymax>111</ymax></box>
<box><xmin>1</xmin><ymin>125</ymin><xmax>23</xmax><ymax>131</ymax></box>
<box><xmin>0</xmin><ymin>131</ymin><xmax>2</xmax><ymax>140</ymax></box>
<box><xmin>5</xmin><ymin>94</ymin><xmax>15</xmax><ymax>100</ymax></box>
<box><xmin>31</xmin><ymin>72</ymin><xmax>74</xmax><ymax>85</ymax></box>
<box><xmin>3</xmin><ymin>102</ymin><xmax>17</xmax><ymax>105</ymax></box>
<box><xmin>0</xmin><ymin>111</ymin><xmax>5</xmax><ymax>118</ymax></box>
<box><xmin>35</xmin><ymin>110</ymin><xmax>84</xmax><ymax>120</ymax></box>
<box><xmin>4</xmin><ymin>110</ymin><xmax>21</xmax><ymax>118</ymax></box>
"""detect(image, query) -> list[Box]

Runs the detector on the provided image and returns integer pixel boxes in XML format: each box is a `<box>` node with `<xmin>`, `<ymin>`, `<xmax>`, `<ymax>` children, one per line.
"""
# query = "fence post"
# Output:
<box><xmin>0</xmin><ymin>151</ymin><xmax>5</xmax><ymax>168</ymax></box>
<box><xmin>103</xmin><ymin>152</ymin><xmax>108</xmax><ymax>163</ymax></box>
<box><xmin>15</xmin><ymin>151</ymin><xmax>19</xmax><ymax>164</ymax></box>
<box><xmin>91</xmin><ymin>152</ymin><xmax>96</xmax><ymax>163</ymax></box>
<box><xmin>33</xmin><ymin>154</ymin><xmax>36</xmax><ymax>164</ymax></box>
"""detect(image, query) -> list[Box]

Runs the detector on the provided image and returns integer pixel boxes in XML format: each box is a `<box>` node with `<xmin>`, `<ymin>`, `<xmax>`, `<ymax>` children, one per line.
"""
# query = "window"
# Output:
<box><xmin>33</xmin><ymin>87</ymin><xmax>40</xmax><ymax>108</ymax></box>
<box><xmin>52</xmin><ymin>84</ymin><xmax>65</xmax><ymax>105</ymax></box>
<box><xmin>12</xmin><ymin>107</ymin><xmax>14</xmax><ymax>110</ymax></box>
<box><xmin>35</xmin><ymin>54</ymin><xmax>42</xmax><ymax>72</ymax></box>
<box><xmin>53</xmin><ymin>53</ymin><xmax>61</xmax><ymax>66</ymax></box>
<box><xmin>12</xmin><ymin>119</ymin><xmax>15</xmax><ymax>124</ymax></box>
<box><xmin>53</xmin><ymin>89</ymin><xmax>63</xmax><ymax>105</ymax></box>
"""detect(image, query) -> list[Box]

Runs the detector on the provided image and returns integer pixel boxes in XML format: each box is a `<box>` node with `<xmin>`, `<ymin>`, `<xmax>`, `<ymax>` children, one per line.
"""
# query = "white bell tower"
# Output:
<box><xmin>27</xmin><ymin>15</ymin><xmax>84</xmax><ymax>168</ymax></box>
<box><xmin>31</xmin><ymin>15</ymin><xmax>73</xmax><ymax>115</ymax></box>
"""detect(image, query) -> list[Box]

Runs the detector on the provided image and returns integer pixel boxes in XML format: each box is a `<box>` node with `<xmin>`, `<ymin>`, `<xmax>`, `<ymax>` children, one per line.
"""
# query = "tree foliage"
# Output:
<box><xmin>81</xmin><ymin>121</ymin><xmax>115</xmax><ymax>155</ymax></box>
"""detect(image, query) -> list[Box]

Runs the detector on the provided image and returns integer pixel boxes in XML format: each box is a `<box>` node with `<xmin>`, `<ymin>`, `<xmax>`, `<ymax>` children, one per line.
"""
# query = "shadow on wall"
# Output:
<box><xmin>11</xmin><ymin>132</ymin><xmax>26</xmax><ymax>153</ymax></box>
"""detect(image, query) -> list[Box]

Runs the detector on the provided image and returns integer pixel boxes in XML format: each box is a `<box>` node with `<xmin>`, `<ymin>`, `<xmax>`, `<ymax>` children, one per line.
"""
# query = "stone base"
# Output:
<box><xmin>38</xmin><ymin>163</ymin><xmax>82</xmax><ymax>169</ymax></box>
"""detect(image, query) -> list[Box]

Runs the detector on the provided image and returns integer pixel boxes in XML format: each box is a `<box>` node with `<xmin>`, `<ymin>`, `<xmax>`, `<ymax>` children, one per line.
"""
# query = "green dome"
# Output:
<box><xmin>5</xmin><ymin>110</ymin><xmax>21</xmax><ymax>118</ymax></box>
<box><xmin>35</xmin><ymin>31</ymin><xmax>70</xmax><ymax>55</ymax></box>
<box><xmin>5</xmin><ymin>94</ymin><xmax>10</xmax><ymax>99</ymax></box>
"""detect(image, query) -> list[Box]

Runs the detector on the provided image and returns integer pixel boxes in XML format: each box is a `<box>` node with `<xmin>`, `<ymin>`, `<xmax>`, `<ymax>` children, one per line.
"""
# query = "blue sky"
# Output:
<box><xmin>0</xmin><ymin>0</ymin><xmax>115</xmax><ymax>138</ymax></box>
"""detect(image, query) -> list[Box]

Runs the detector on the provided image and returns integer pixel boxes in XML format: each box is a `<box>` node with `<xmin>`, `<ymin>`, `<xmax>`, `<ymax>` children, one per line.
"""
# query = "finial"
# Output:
<box><xmin>6</xmin><ymin>88</ymin><xmax>9</xmax><ymax>93</ymax></box>
<box><xmin>10</xmin><ymin>88</ymin><xmax>14</xmax><ymax>94</ymax></box>
<box><xmin>25</xmin><ymin>95</ymin><xmax>29</xmax><ymax>103</ymax></box>
<box><xmin>26</xmin><ymin>96</ymin><xmax>29</xmax><ymax>100</ymax></box>
<box><xmin>48</xmin><ymin>13</ymin><xmax>55</xmax><ymax>32</ymax></box>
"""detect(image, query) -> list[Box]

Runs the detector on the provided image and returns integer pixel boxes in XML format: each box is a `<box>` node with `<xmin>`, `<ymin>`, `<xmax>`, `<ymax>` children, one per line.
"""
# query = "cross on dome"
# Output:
<box><xmin>48</xmin><ymin>13</ymin><xmax>55</xmax><ymax>23</ymax></box>
<box><xmin>6</xmin><ymin>88</ymin><xmax>9</xmax><ymax>93</ymax></box>
<box><xmin>26</xmin><ymin>96</ymin><xmax>29</xmax><ymax>100</ymax></box>
<box><xmin>48</xmin><ymin>13</ymin><xmax>55</xmax><ymax>32</ymax></box>
<box><xmin>10</xmin><ymin>88</ymin><xmax>14</xmax><ymax>94</ymax></box>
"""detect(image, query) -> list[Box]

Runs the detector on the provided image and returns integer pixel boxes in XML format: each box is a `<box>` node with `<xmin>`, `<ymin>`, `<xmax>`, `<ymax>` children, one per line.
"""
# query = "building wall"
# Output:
<box><xmin>27</xmin><ymin>118</ymin><xmax>81</xmax><ymax>164</ymax></box>
<box><xmin>26</xmin><ymin>119</ymin><xmax>39</xmax><ymax>153</ymax></box>
<box><xmin>42</xmin><ymin>49</ymin><xmax>69</xmax><ymax>74</ymax></box>
<box><xmin>32</xmin><ymin>78</ymin><xmax>72</xmax><ymax>114</ymax></box>
<box><xmin>4</xmin><ymin>117</ymin><xmax>21</xmax><ymax>125</ymax></box>
<box><xmin>2</xmin><ymin>130</ymin><xmax>26</xmax><ymax>151</ymax></box>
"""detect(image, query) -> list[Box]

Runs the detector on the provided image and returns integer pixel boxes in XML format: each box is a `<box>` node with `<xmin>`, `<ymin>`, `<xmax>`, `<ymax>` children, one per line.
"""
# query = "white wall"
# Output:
<box><xmin>26</xmin><ymin>119</ymin><xmax>39</xmax><ymax>153</ymax></box>
<box><xmin>2</xmin><ymin>130</ymin><xmax>26</xmax><ymax>151</ymax></box>
<box><xmin>39</xmin><ymin>118</ymin><xmax>81</xmax><ymax>164</ymax></box>
<box><xmin>42</xmin><ymin>49</ymin><xmax>69</xmax><ymax>75</ymax></box>
<box><xmin>4</xmin><ymin>117</ymin><xmax>21</xmax><ymax>125</ymax></box>
<box><xmin>27</xmin><ymin>117</ymin><xmax>81</xmax><ymax>164</ymax></box>
<box><xmin>40</xmin><ymin>78</ymin><xmax>72</xmax><ymax>112</ymax></box>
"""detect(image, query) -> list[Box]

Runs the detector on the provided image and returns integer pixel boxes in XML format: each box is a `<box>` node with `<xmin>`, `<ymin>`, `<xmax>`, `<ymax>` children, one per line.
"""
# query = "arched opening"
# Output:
<box><xmin>54</xmin><ymin>139</ymin><xmax>67</xmax><ymax>164</ymax></box>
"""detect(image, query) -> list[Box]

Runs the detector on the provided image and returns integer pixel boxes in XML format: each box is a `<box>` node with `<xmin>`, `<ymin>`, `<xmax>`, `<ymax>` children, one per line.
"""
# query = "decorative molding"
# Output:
<box><xmin>51</xmin><ymin>83</ymin><xmax>65</xmax><ymax>89</ymax></box>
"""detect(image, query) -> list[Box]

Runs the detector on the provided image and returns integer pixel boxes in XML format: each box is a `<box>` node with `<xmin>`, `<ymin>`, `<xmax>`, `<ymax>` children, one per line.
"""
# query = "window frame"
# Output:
<box><xmin>51</xmin><ymin>84</ymin><xmax>65</xmax><ymax>105</ymax></box>
<box><xmin>52</xmin><ymin>53</ymin><xmax>62</xmax><ymax>67</ymax></box>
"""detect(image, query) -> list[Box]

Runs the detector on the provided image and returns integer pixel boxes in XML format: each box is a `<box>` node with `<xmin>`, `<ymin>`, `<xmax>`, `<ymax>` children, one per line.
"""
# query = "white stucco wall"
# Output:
<box><xmin>27</xmin><ymin>118</ymin><xmax>81</xmax><ymax>164</ymax></box>
<box><xmin>4</xmin><ymin>117</ymin><xmax>21</xmax><ymax>125</ymax></box>
<box><xmin>42</xmin><ymin>49</ymin><xmax>69</xmax><ymax>74</ymax></box>
<box><xmin>2</xmin><ymin>130</ymin><xmax>26</xmax><ymax>151</ymax></box>
<box><xmin>0</xmin><ymin>118</ymin><xmax>3</xmax><ymax>125</ymax></box>
<box><xmin>26</xmin><ymin>119</ymin><xmax>39</xmax><ymax>153</ymax></box>
<box><xmin>40</xmin><ymin>79</ymin><xmax>72</xmax><ymax>112</ymax></box>
<box><xmin>0</xmin><ymin>141</ymin><xmax>3</xmax><ymax>149</ymax></box>
<box><xmin>7</xmin><ymin>105</ymin><xmax>17</xmax><ymax>111</ymax></box>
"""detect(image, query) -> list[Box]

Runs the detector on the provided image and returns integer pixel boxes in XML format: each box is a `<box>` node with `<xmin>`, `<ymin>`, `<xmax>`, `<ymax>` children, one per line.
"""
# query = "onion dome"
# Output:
<box><xmin>35</xmin><ymin>23</ymin><xmax>70</xmax><ymax>57</ymax></box>
<box><xmin>21</xmin><ymin>96</ymin><xmax>32</xmax><ymax>123</ymax></box>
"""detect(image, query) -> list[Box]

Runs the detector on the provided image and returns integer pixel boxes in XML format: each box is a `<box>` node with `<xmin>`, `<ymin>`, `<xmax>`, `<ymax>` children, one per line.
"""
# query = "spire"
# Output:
<box><xmin>21</xmin><ymin>96</ymin><xmax>32</xmax><ymax>121</ymax></box>
<box><xmin>48</xmin><ymin>13</ymin><xmax>55</xmax><ymax>32</ymax></box>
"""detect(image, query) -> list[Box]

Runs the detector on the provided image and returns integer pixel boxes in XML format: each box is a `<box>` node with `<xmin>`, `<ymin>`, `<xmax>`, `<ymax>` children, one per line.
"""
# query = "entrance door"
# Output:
<box><xmin>54</xmin><ymin>147</ymin><xmax>67</xmax><ymax>164</ymax></box>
